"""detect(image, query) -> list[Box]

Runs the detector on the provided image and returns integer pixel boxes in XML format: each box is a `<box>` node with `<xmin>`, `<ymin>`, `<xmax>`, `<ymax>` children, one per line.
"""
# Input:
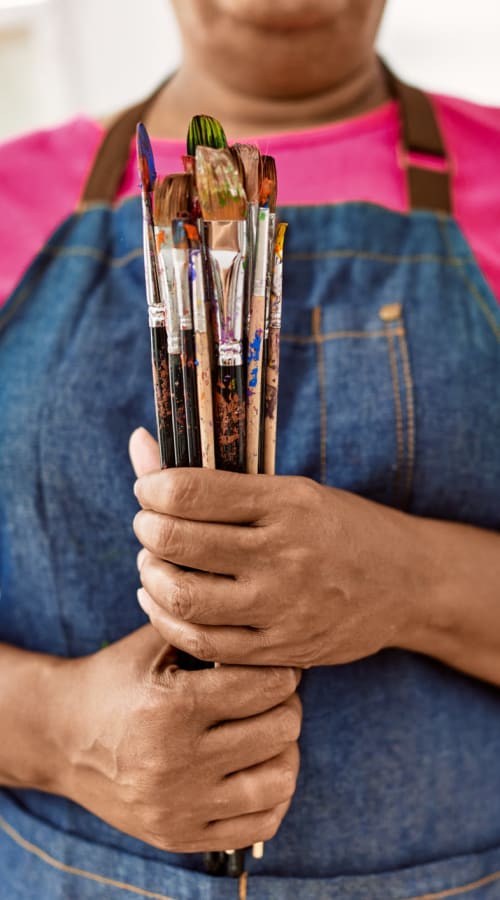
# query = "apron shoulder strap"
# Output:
<box><xmin>383</xmin><ymin>63</ymin><xmax>452</xmax><ymax>213</ymax></box>
<box><xmin>80</xmin><ymin>83</ymin><xmax>167</xmax><ymax>207</ymax></box>
<box><xmin>80</xmin><ymin>65</ymin><xmax>452</xmax><ymax>213</ymax></box>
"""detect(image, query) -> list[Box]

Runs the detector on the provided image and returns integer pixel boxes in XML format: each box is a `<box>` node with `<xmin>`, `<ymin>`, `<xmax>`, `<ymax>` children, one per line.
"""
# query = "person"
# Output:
<box><xmin>1</xmin><ymin>1</ymin><xmax>500</xmax><ymax>898</ymax></box>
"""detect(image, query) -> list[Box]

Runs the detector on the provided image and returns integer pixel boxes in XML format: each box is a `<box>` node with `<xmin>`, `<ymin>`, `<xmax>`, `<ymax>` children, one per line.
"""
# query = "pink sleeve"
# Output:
<box><xmin>0</xmin><ymin>118</ymin><xmax>103</xmax><ymax>306</ymax></box>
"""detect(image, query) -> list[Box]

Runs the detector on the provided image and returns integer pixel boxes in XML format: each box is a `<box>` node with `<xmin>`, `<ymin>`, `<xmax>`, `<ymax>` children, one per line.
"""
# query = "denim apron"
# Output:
<box><xmin>1</xmin><ymin>71</ymin><xmax>500</xmax><ymax>900</ymax></box>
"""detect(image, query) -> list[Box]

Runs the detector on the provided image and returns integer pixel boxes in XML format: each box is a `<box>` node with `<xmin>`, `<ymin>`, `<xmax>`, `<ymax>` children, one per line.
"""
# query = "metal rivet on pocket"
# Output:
<box><xmin>379</xmin><ymin>302</ymin><xmax>402</xmax><ymax>322</ymax></box>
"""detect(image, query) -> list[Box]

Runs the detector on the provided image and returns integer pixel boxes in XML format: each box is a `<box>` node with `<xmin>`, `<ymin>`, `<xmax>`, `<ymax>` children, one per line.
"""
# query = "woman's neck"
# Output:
<box><xmin>144</xmin><ymin>53</ymin><xmax>390</xmax><ymax>140</ymax></box>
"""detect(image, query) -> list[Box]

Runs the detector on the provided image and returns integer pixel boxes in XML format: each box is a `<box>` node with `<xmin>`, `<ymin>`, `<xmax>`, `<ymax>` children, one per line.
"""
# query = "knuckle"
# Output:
<box><xmin>276</xmin><ymin>763</ymin><xmax>297</xmax><ymax>798</ymax></box>
<box><xmin>184</xmin><ymin>631</ymin><xmax>215</xmax><ymax>662</ymax></box>
<box><xmin>264</xmin><ymin>666</ymin><xmax>297</xmax><ymax>701</ymax></box>
<box><xmin>170</xmin><ymin>574</ymin><xmax>197</xmax><ymax>622</ymax></box>
<box><xmin>262</xmin><ymin>808</ymin><xmax>283</xmax><ymax>842</ymax></box>
<box><xmin>155</xmin><ymin>515</ymin><xmax>177</xmax><ymax>553</ymax></box>
<box><xmin>168</xmin><ymin>470</ymin><xmax>198</xmax><ymax>512</ymax></box>
<box><xmin>275</xmin><ymin>704</ymin><xmax>301</xmax><ymax>743</ymax></box>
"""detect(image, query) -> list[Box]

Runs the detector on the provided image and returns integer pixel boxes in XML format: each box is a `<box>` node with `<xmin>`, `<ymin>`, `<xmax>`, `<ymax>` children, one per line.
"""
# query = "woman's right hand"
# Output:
<box><xmin>57</xmin><ymin>625</ymin><xmax>302</xmax><ymax>853</ymax></box>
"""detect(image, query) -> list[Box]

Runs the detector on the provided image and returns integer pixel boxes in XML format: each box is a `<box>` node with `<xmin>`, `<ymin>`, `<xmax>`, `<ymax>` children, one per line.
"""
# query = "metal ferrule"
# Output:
<box><xmin>156</xmin><ymin>227</ymin><xmax>181</xmax><ymax>352</ymax></box>
<box><xmin>270</xmin><ymin>253</ymin><xmax>284</xmax><ymax>330</ymax></box>
<box><xmin>148</xmin><ymin>305</ymin><xmax>166</xmax><ymax>328</ymax></box>
<box><xmin>253</xmin><ymin>207</ymin><xmax>270</xmax><ymax>297</ymax></box>
<box><xmin>206</xmin><ymin>220</ymin><xmax>247</xmax><ymax>345</ymax></box>
<box><xmin>219</xmin><ymin>340</ymin><xmax>244</xmax><ymax>367</ymax></box>
<box><xmin>189</xmin><ymin>248</ymin><xmax>207</xmax><ymax>334</ymax></box>
<box><xmin>171</xmin><ymin>247</ymin><xmax>193</xmax><ymax>332</ymax></box>
<box><xmin>264</xmin><ymin>212</ymin><xmax>276</xmax><ymax>336</ymax></box>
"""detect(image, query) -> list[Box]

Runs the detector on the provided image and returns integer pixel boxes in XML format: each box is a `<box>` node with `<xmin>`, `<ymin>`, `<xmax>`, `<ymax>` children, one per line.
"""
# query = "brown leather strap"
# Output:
<box><xmin>80</xmin><ymin>64</ymin><xmax>452</xmax><ymax>213</ymax></box>
<box><xmin>80</xmin><ymin>83</ymin><xmax>167</xmax><ymax>206</ymax></box>
<box><xmin>383</xmin><ymin>63</ymin><xmax>452</xmax><ymax>213</ymax></box>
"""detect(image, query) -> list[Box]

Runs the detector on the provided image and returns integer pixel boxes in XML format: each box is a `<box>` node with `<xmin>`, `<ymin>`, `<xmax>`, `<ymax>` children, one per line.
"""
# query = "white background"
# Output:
<box><xmin>1</xmin><ymin>0</ymin><xmax>499</xmax><ymax>142</ymax></box>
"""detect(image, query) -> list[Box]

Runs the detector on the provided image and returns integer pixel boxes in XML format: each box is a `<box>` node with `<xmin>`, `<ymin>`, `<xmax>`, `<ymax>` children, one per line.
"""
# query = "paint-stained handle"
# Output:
<box><xmin>263</xmin><ymin>327</ymin><xmax>280</xmax><ymax>476</ymax></box>
<box><xmin>169</xmin><ymin>353</ymin><xmax>189</xmax><ymax>467</ymax></box>
<box><xmin>214</xmin><ymin>365</ymin><xmax>245</xmax><ymax>473</ymax></box>
<box><xmin>150</xmin><ymin>326</ymin><xmax>175</xmax><ymax>469</ymax></box>
<box><xmin>195</xmin><ymin>332</ymin><xmax>216</xmax><ymax>469</ymax></box>
<box><xmin>245</xmin><ymin>293</ymin><xmax>266</xmax><ymax>474</ymax></box>
<box><xmin>181</xmin><ymin>330</ymin><xmax>202</xmax><ymax>467</ymax></box>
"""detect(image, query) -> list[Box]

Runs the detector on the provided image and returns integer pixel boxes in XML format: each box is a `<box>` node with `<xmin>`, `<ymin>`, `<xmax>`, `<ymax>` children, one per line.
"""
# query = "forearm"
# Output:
<box><xmin>401</xmin><ymin>516</ymin><xmax>500</xmax><ymax>686</ymax></box>
<box><xmin>0</xmin><ymin>643</ymin><xmax>69</xmax><ymax>792</ymax></box>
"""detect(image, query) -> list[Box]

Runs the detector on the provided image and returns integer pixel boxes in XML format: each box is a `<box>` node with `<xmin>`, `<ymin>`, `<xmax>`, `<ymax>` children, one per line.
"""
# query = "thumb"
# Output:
<box><xmin>129</xmin><ymin>427</ymin><xmax>161</xmax><ymax>478</ymax></box>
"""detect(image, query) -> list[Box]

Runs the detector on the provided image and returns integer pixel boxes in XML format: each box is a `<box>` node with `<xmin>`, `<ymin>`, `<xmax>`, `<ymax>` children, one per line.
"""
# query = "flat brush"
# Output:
<box><xmin>195</xmin><ymin>145</ymin><xmax>248</xmax><ymax>473</ymax></box>
<box><xmin>136</xmin><ymin>123</ymin><xmax>175</xmax><ymax>469</ymax></box>
<box><xmin>245</xmin><ymin>168</ymin><xmax>275</xmax><ymax>474</ymax></box>
<box><xmin>153</xmin><ymin>175</ymin><xmax>189</xmax><ymax>467</ymax></box>
<box><xmin>184</xmin><ymin>222</ymin><xmax>215</xmax><ymax>469</ymax></box>
<box><xmin>172</xmin><ymin>214</ymin><xmax>202</xmax><ymax>468</ymax></box>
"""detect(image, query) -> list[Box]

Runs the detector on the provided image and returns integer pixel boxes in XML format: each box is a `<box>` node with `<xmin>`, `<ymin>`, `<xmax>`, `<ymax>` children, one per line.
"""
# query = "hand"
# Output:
<box><xmin>131</xmin><ymin>428</ymin><xmax>425</xmax><ymax>669</ymax></box>
<box><xmin>57</xmin><ymin>625</ymin><xmax>302</xmax><ymax>852</ymax></box>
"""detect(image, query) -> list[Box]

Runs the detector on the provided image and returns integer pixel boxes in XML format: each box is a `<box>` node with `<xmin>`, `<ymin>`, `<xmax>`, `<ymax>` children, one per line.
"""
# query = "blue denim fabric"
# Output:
<box><xmin>0</xmin><ymin>197</ymin><xmax>499</xmax><ymax>899</ymax></box>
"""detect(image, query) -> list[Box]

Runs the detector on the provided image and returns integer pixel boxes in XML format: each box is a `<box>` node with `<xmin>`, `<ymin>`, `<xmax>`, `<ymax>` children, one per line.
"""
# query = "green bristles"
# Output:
<box><xmin>187</xmin><ymin>115</ymin><xmax>228</xmax><ymax>157</ymax></box>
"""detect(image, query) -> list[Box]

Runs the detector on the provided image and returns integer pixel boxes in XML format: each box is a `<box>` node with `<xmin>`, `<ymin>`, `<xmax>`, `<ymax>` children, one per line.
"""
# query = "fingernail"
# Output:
<box><xmin>133</xmin><ymin>479</ymin><xmax>140</xmax><ymax>498</ymax></box>
<box><xmin>137</xmin><ymin>588</ymin><xmax>151</xmax><ymax>612</ymax></box>
<box><xmin>137</xmin><ymin>548</ymin><xmax>147</xmax><ymax>571</ymax></box>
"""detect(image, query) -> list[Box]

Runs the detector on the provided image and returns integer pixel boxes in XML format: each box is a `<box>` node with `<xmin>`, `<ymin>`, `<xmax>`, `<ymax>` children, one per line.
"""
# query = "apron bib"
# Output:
<box><xmin>0</xmin><ymin>70</ymin><xmax>499</xmax><ymax>900</ymax></box>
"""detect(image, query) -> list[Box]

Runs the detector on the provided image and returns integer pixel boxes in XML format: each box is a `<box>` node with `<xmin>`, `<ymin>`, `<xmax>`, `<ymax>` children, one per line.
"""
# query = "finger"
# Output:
<box><xmin>206</xmin><ymin>694</ymin><xmax>302</xmax><ymax>774</ymax></box>
<box><xmin>138</xmin><ymin>557</ymin><xmax>263</xmax><ymax>627</ymax></box>
<box><xmin>178</xmin><ymin>661</ymin><xmax>300</xmax><ymax>725</ymax></box>
<box><xmin>138</xmin><ymin>589</ymin><xmax>265</xmax><ymax>664</ymax></box>
<box><xmin>216</xmin><ymin>744</ymin><xmax>300</xmax><ymax>819</ymax></box>
<box><xmin>134</xmin><ymin>466</ymin><xmax>280</xmax><ymax>524</ymax></box>
<box><xmin>129</xmin><ymin>427</ymin><xmax>161</xmax><ymax>477</ymax></box>
<box><xmin>200</xmin><ymin>800</ymin><xmax>290</xmax><ymax>851</ymax></box>
<box><xmin>134</xmin><ymin>510</ymin><xmax>261</xmax><ymax>575</ymax></box>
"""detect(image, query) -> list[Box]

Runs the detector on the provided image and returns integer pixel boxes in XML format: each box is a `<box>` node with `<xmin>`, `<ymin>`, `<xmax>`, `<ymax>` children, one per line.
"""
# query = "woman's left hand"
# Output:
<box><xmin>131</xmin><ymin>447</ymin><xmax>430</xmax><ymax>669</ymax></box>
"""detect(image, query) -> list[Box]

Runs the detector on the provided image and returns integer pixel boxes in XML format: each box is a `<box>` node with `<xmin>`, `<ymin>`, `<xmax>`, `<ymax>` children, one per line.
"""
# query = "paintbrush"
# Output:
<box><xmin>245</xmin><ymin>166</ymin><xmax>275</xmax><ymax>474</ymax></box>
<box><xmin>263</xmin><ymin>222</ymin><xmax>287</xmax><ymax>476</ymax></box>
<box><xmin>153</xmin><ymin>175</ymin><xmax>189</xmax><ymax>467</ymax></box>
<box><xmin>183</xmin><ymin>222</ymin><xmax>215</xmax><ymax>469</ymax></box>
<box><xmin>136</xmin><ymin>123</ymin><xmax>175</xmax><ymax>469</ymax></box>
<box><xmin>195</xmin><ymin>145</ymin><xmax>248</xmax><ymax>473</ymax></box>
<box><xmin>231</xmin><ymin>144</ymin><xmax>261</xmax><ymax>290</ymax></box>
<box><xmin>259</xmin><ymin>156</ymin><xmax>278</xmax><ymax>473</ymax></box>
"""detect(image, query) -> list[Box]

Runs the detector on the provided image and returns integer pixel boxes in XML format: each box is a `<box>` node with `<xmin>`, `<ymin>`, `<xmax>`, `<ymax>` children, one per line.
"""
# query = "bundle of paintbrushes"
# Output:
<box><xmin>136</xmin><ymin>116</ymin><xmax>287</xmax><ymax>877</ymax></box>
<box><xmin>136</xmin><ymin>116</ymin><xmax>287</xmax><ymax>480</ymax></box>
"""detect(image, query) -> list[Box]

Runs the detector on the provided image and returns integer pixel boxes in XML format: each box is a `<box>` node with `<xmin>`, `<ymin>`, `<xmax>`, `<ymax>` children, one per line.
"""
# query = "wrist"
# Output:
<box><xmin>0</xmin><ymin>645</ymin><xmax>75</xmax><ymax>796</ymax></box>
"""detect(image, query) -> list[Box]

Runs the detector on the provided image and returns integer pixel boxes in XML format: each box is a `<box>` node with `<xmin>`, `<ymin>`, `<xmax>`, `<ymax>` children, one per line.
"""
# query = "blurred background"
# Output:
<box><xmin>1</xmin><ymin>0</ymin><xmax>499</xmax><ymax>142</ymax></box>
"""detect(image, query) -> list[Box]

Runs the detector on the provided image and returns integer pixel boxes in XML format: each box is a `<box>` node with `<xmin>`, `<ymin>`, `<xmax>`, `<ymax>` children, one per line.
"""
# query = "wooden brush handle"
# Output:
<box><xmin>195</xmin><ymin>332</ymin><xmax>216</xmax><ymax>469</ymax></box>
<box><xmin>263</xmin><ymin>326</ymin><xmax>280</xmax><ymax>476</ymax></box>
<box><xmin>214</xmin><ymin>364</ymin><xmax>245</xmax><ymax>473</ymax></box>
<box><xmin>150</xmin><ymin>326</ymin><xmax>175</xmax><ymax>469</ymax></box>
<box><xmin>169</xmin><ymin>353</ymin><xmax>189</xmax><ymax>467</ymax></box>
<box><xmin>246</xmin><ymin>292</ymin><xmax>266</xmax><ymax>474</ymax></box>
<box><xmin>181</xmin><ymin>330</ymin><xmax>202</xmax><ymax>467</ymax></box>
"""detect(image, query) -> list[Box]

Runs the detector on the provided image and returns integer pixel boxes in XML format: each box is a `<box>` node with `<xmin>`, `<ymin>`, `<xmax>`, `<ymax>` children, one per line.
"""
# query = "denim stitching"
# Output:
<box><xmin>287</xmin><ymin>250</ymin><xmax>468</xmax><ymax>265</ymax></box>
<box><xmin>0</xmin><ymin>814</ymin><xmax>177</xmax><ymax>900</ymax></box>
<box><xmin>384</xmin><ymin>323</ymin><xmax>405</xmax><ymax>505</ymax></box>
<box><xmin>282</xmin><ymin>328</ymin><xmax>404</xmax><ymax>345</ymax></box>
<box><xmin>398</xmin><ymin>327</ymin><xmax>416</xmax><ymax>509</ymax></box>
<box><xmin>436</xmin><ymin>217</ymin><xmax>500</xmax><ymax>343</ymax></box>
<box><xmin>403</xmin><ymin>867</ymin><xmax>500</xmax><ymax>899</ymax></box>
<box><xmin>312</xmin><ymin>306</ymin><xmax>328</xmax><ymax>485</ymax></box>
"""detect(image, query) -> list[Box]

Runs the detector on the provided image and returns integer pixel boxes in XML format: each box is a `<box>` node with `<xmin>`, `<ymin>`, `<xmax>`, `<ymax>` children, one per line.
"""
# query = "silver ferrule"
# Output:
<box><xmin>253</xmin><ymin>207</ymin><xmax>270</xmax><ymax>297</ymax></box>
<box><xmin>156</xmin><ymin>228</ymin><xmax>181</xmax><ymax>352</ymax></box>
<box><xmin>189</xmin><ymin>248</ymin><xmax>207</xmax><ymax>333</ymax></box>
<box><xmin>219</xmin><ymin>340</ymin><xmax>244</xmax><ymax>367</ymax></box>
<box><xmin>148</xmin><ymin>305</ymin><xmax>166</xmax><ymax>328</ymax></box>
<box><xmin>172</xmin><ymin>247</ymin><xmax>193</xmax><ymax>332</ymax></box>
<box><xmin>270</xmin><ymin>254</ymin><xmax>284</xmax><ymax>329</ymax></box>
<box><xmin>206</xmin><ymin>220</ymin><xmax>247</xmax><ymax>345</ymax></box>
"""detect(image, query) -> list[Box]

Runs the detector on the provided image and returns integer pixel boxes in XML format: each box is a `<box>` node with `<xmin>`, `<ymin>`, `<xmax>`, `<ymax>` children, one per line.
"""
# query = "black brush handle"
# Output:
<box><xmin>181</xmin><ymin>329</ymin><xmax>202</xmax><ymax>467</ymax></box>
<box><xmin>169</xmin><ymin>353</ymin><xmax>189</xmax><ymax>467</ymax></box>
<box><xmin>150</xmin><ymin>326</ymin><xmax>175</xmax><ymax>469</ymax></box>
<box><xmin>214</xmin><ymin>364</ymin><xmax>245</xmax><ymax>473</ymax></box>
<box><xmin>258</xmin><ymin>334</ymin><xmax>269</xmax><ymax>474</ymax></box>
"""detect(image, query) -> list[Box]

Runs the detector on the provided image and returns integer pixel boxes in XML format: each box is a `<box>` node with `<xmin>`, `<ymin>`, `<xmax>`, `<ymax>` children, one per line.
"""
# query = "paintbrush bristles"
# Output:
<box><xmin>154</xmin><ymin>174</ymin><xmax>193</xmax><ymax>226</ymax></box>
<box><xmin>195</xmin><ymin>147</ymin><xmax>247</xmax><ymax>222</ymax></box>
<box><xmin>187</xmin><ymin>114</ymin><xmax>228</xmax><ymax>157</ymax></box>
<box><xmin>231</xmin><ymin>144</ymin><xmax>261</xmax><ymax>205</ymax></box>
<box><xmin>260</xmin><ymin>156</ymin><xmax>277</xmax><ymax>212</ymax></box>
<box><xmin>136</xmin><ymin>122</ymin><xmax>157</xmax><ymax>193</ymax></box>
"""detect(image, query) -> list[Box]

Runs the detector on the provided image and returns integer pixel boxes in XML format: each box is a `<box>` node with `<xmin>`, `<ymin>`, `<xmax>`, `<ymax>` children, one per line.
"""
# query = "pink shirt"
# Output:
<box><xmin>1</xmin><ymin>94</ymin><xmax>500</xmax><ymax>305</ymax></box>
